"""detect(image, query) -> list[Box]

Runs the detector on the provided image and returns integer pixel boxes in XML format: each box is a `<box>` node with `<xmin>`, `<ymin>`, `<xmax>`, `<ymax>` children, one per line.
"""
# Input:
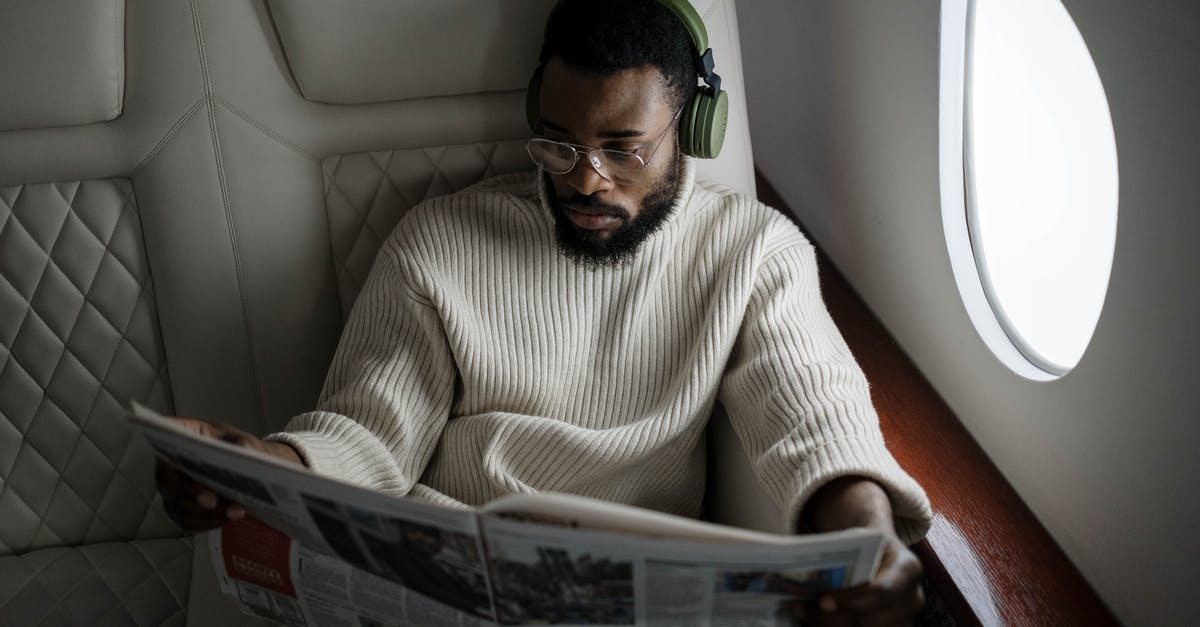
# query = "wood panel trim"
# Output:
<box><xmin>755</xmin><ymin>171</ymin><xmax>1119</xmax><ymax>626</ymax></box>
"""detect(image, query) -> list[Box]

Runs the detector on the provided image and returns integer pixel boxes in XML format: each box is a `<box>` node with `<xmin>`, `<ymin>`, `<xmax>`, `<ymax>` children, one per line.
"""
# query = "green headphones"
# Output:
<box><xmin>525</xmin><ymin>0</ymin><xmax>730</xmax><ymax>159</ymax></box>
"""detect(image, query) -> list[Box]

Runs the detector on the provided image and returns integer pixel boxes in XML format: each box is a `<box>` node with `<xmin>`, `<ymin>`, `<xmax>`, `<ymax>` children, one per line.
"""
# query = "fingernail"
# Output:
<box><xmin>197</xmin><ymin>492</ymin><xmax>217</xmax><ymax>509</ymax></box>
<box><xmin>227</xmin><ymin>505</ymin><xmax>245</xmax><ymax>520</ymax></box>
<box><xmin>819</xmin><ymin>597</ymin><xmax>837</xmax><ymax>612</ymax></box>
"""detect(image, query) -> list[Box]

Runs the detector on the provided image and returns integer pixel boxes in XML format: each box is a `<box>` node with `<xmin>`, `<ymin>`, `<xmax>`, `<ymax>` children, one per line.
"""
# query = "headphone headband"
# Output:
<box><xmin>654</xmin><ymin>0</ymin><xmax>709</xmax><ymax>53</ymax></box>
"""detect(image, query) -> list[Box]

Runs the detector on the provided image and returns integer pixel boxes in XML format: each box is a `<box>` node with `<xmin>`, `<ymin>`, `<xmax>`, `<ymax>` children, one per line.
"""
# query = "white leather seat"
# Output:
<box><xmin>0</xmin><ymin>1</ymin><xmax>768</xmax><ymax>623</ymax></box>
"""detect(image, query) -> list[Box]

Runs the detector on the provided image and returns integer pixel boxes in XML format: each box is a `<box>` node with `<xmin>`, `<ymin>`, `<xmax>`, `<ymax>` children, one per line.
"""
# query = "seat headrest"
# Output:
<box><xmin>267</xmin><ymin>0</ymin><xmax>557</xmax><ymax>105</ymax></box>
<box><xmin>0</xmin><ymin>0</ymin><xmax>124</xmax><ymax>132</ymax></box>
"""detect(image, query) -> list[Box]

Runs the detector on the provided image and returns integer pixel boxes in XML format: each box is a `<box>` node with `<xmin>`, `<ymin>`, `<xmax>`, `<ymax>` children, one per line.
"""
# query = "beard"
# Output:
<box><xmin>544</xmin><ymin>148</ymin><xmax>683</xmax><ymax>269</ymax></box>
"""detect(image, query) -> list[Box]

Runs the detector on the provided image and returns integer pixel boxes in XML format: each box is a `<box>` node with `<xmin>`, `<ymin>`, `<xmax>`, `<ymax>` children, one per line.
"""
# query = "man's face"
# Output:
<box><xmin>536</xmin><ymin>57</ymin><xmax>683</xmax><ymax>266</ymax></box>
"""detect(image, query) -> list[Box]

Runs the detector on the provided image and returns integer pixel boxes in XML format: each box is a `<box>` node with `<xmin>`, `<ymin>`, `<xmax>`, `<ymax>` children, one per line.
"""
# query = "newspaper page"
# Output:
<box><xmin>479</xmin><ymin>516</ymin><xmax>880</xmax><ymax>627</ymax></box>
<box><xmin>483</xmin><ymin>492</ymin><xmax>828</xmax><ymax>544</ymax></box>
<box><xmin>208</xmin><ymin>517</ymin><xmax>307</xmax><ymax>625</ymax></box>
<box><xmin>210</xmin><ymin>518</ymin><xmax>493</xmax><ymax>627</ymax></box>
<box><xmin>129</xmin><ymin>404</ymin><xmax>884</xmax><ymax>626</ymax></box>
<box><xmin>130</xmin><ymin>404</ymin><xmax>496</xmax><ymax>624</ymax></box>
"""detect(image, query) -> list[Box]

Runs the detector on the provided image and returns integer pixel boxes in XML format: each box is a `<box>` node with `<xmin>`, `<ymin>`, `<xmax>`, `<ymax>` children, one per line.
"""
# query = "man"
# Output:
<box><xmin>158</xmin><ymin>1</ymin><xmax>932</xmax><ymax>623</ymax></box>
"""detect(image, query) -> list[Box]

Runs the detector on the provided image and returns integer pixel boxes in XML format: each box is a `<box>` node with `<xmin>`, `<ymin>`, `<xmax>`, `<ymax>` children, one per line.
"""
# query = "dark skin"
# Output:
<box><xmin>156</xmin><ymin>55</ymin><xmax>923</xmax><ymax>626</ymax></box>
<box><xmin>800</xmin><ymin>477</ymin><xmax>926</xmax><ymax>626</ymax></box>
<box><xmin>537</xmin><ymin>57</ymin><xmax>676</xmax><ymax>238</ymax></box>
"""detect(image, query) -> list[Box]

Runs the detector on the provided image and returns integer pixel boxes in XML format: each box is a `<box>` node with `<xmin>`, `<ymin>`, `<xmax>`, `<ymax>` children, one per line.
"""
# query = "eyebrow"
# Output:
<box><xmin>540</xmin><ymin>118</ymin><xmax>647</xmax><ymax>140</ymax></box>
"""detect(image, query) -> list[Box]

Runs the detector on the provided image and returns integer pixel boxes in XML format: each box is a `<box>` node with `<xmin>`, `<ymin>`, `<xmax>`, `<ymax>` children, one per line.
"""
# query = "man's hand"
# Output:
<box><xmin>799</xmin><ymin>476</ymin><xmax>925</xmax><ymax>626</ymax></box>
<box><xmin>154</xmin><ymin>418</ymin><xmax>304</xmax><ymax>531</ymax></box>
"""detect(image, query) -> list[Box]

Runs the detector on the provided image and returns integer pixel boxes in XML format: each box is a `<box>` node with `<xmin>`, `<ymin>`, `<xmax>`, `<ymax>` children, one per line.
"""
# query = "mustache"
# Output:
<box><xmin>555</xmin><ymin>193</ymin><xmax>630</xmax><ymax>219</ymax></box>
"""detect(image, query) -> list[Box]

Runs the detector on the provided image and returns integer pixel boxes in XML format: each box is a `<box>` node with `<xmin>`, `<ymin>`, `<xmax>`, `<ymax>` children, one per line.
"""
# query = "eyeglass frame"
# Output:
<box><xmin>525</xmin><ymin>105</ymin><xmax>685</xmax><ymax>182</ymax></box>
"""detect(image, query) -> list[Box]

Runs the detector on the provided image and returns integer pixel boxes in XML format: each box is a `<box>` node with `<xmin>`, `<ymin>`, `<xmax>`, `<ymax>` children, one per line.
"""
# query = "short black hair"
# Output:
<box><xmin>541</xmin><ymin>0</ymin><xmax>699</xmax><ymax>112</ymax></box>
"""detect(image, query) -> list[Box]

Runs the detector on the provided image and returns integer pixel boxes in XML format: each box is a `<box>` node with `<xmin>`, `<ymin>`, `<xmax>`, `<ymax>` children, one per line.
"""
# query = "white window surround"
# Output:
<box><xmin>939</xmin><ymin>0</ymin><xmax>1118</xmax><ymax>380</ymax></box>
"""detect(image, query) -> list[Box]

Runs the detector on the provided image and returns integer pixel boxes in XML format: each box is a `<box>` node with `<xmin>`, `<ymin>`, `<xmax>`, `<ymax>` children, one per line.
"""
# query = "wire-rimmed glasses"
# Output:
<box><xmin>526</xmin><ymin>107</ymin><xmax>683</xmax><ymax>184</ymax></box>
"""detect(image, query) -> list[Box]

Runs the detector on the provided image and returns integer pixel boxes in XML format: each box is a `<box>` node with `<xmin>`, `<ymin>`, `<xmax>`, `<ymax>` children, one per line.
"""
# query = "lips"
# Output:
<box><xmin>556</xmin><ymin>201</ymin><xmax>624</xmax><ymax>230</ymax></box>
<box><xmin>564</xmin><ymin>204</ymin><xmax>622</xmax><ymax>231</ymax></box>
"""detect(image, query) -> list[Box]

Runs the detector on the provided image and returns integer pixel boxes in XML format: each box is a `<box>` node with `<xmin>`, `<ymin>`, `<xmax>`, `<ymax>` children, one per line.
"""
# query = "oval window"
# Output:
<box><xmin>964</xmin><ymin>0</ymin><xmax>1119</xmax><ymax>376</ymax></box>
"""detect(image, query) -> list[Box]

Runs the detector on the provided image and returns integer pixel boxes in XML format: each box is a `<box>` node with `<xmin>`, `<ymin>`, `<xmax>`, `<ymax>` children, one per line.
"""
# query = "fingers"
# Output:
<box><xmin>169</xmin><ymin>417</ymin><xmax>303</xmax><ymax>466</ymax></box>
<box><xmin>155</xmin><ymin>459</ymin><xmax>244</xmax><ymax>531</ymax></box>
<box><xmin>171</xmin><ymin>417</ymin><xmax>252</xmax><ymax>445</ymax></box>
<box><xmin>829</xmin><ymin>555</ymin><xmax>923</xmax><ymax>612</ymax></box>
<box><xmin>154</xmin><ymin>417</ymin><xmax>267</xmax><ymax>531</ymax></box>
<box><xmin>811</xmin><ymin>596</ymin><xmax>924</xmax><ymax>627</ymax></box>
<box><xmin>810</xmin><ymin>539</ymin><xmax>925</xmax><ymax>626</ymax></box>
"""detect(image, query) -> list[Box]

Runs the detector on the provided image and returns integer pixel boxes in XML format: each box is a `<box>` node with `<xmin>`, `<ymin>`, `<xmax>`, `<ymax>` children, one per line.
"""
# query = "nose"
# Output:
<box><xmin>564</xmin><ymin>150</ymin><xmax>613</xmax><ymax>197</ymax></box>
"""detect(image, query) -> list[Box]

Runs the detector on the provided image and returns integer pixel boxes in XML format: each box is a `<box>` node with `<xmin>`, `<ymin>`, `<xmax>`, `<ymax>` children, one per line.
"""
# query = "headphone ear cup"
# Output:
<box><xmin>679</xmin><ymin>93</ymin><xmax>702</xmax><ymax>157</ymax></box>
<box><xmin>690</xmin><ymin>89</ymin><xmax>729</xmax><ymax>159</ymax></box>
<box><xmin>526</xmin><ymin>65</ymin><xmax>544</xmax><ymax>131</ymax></box>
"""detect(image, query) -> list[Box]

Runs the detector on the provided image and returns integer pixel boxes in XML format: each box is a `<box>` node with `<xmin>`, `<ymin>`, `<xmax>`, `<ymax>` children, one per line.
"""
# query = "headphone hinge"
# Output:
<box><xmin>697</xmin><ymin>48</ymin><xmax>721</xmax><ymax>94</ymax></box>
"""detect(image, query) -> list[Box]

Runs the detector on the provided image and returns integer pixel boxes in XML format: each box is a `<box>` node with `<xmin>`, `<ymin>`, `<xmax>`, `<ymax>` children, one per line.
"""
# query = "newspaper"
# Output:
<box><xmin>130</xmin><ymin>403</ymin><xmax>884</xmax><ymax>627</ymax></box>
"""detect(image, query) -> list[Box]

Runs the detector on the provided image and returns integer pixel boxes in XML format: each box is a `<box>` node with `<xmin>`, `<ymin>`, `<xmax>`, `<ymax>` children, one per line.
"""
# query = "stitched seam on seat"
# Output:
<box><xmin>418</xmin><ymin>147</ymin><xmax>446</xmax><ymax>200</ymax></box>
<box><xmin>190</xmin><ymin>0</ymin><xmax>268</xmax><ymax>431</ymax></box>
<box><xmin>320</xmin><ymin>158</ymin><xmax>346</xmax><ymax>325</ymax></box>
<box><xmin>134</xmin><ymin>97</ymin><xmax>207</xmax><ymax>172</ymax></box>
<box><xmin>22</xmin><ymin>206</ymin><xmax>105</xmax><ymax>545</ymax></box>
<box><xmin>50</xmin><ymin>183</ymin><xmax>141</xmax><ymax>302</ymax></box>
<box><xmin>0</xmin><ymin>185</ymin><xmax>24</xmax><ymax>211</ymax></box>
<box><xmin>113</xmin><ymin>1</ymin><xmax>123</xmax><ymax>115</ymax></box>
<box><xmin>3</xmin><ymin>190</ymin><xmax>162</xmax><ymax>379</ymax></box>
<box><xmin>0</xmin><ymin>184</ymin><xmax>172</xmax><ymax>555</ymax></box>
<box><xmin>361</xmin><ymin>151</ymin><xmax>398</xmax><ymax>249</ymax></box>
<box><xmin>1</xmin><ymin>349</ymin><xmax>72</xmax><ymax>436</ymax></box>
<box><xmin>213</xmin><ymin>97</ymin><xmax>316</xmax><ymax>160</ymax></box>
<box><xmin>0</xmin><ymin>549</ymin><xmax>61</xmax><ymax>611</ymax></box>
<box><xmin>325</xmin><ymin>152</ymin><xmax>408</xmax><ymax>313</ymax></box>
<box><xmin>0</xmin><ymin>185</ymin><xmax>165</xmax><ymax>549</ymax></box>
<box><xmin>2</xmin><ymin>188</ymin><xmax>159</xmax><ymax>392</ymax></box>
<box><xmin>22</xmin><ymin>402</ymin><xmax>129</xmax><ymax>546</ymax></box>
<box><xmin>122</xmin><ymin>182</ymin><xmax>177</xmax><ymax>416</ymax></box>
<box><xmin>109</xmin><ymin>182</ymin><xmax>173</xmax><ymax>383</ymax></box>
<box><xmin>0</xmin><ymin>204</ymin><xmax>15</xmax><ymax>383</ymax></box>
<box><xmin>5</xmin><ymin>435</ymin><xmax>74</xmax><ymax>549</ymax></box>
<box><xmin>3</xmin><ymin>199</ymin><xmax>72</xmax><ymax>392</ymax></box>
<box><xmin>325</xmin><ymin>181</ymin><xmax>369</xmax><ymax>306</ymax></box>
<box><xmin>56</xmin><ymin>276</ymin><xmax>161</xmax><ymax>535</ymax></box>
<box><xmin>53</xmin><ymin>548</ymin><xmax>123</xmax><ymax>616</ymax></box>
<box><xmin>60</xmin><ymin>184</ymin><xmax>163</xmax><ymax>370</ymax></box>
<box><xmin>132</xmin><ymin>540</ymin><xmax>191</xmax><ymax>607</ymax></box>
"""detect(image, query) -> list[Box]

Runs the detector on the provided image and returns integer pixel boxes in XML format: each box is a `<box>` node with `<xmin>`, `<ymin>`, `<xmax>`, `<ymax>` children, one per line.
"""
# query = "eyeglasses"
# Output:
<box><xmin>525</xmin><ymin>107</ymin><xmax>683</xmax><ymax>184</ymax></box>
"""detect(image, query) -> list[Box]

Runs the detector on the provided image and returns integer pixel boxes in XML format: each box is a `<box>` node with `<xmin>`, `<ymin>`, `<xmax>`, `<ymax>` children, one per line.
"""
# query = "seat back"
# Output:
<box><xmin>0</xmin><ymin>0</ymin><xmax>202</xmax><ymax>622</ymax></box>
<box><xmin>0</xmin><ymin>0</ymin><xmax>775</xmax><ymax>623</ymax></box>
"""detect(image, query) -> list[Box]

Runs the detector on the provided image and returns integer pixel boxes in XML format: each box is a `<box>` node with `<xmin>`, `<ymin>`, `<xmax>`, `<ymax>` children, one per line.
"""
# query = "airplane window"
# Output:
<box><xmin>962</xmin><ymin>0</ymin><xmax>1118</xmax><ymax>376</ymax></box>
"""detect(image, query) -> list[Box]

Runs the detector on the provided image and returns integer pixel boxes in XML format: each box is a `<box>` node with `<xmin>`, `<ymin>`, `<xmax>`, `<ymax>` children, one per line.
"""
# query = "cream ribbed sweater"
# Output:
<box><xmin>272</xmin><ymin>159</ymin><xmax>931</xmax><ymax>543</ymax></box>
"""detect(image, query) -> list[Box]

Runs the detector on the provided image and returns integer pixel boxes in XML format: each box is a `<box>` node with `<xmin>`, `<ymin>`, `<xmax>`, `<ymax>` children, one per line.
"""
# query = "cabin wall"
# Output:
<box><xmin>736</xmin><ymin>1</ymin><xmax>1200</xmax><ymax>625</ymax></box>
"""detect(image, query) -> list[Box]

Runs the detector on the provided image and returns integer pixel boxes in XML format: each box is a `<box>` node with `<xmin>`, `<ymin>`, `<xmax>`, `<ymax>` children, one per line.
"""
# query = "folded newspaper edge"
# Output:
<box><xmin>130</xmin><ymin>402</ymin><xmax>886</xmax><ymax>627</ymax></box>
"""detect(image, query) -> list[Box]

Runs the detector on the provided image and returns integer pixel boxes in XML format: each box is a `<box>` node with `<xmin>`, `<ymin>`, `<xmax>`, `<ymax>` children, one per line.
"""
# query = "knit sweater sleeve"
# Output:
<box><xmin>266</xmin><ymin>242</ymin><xmax>455</xmax><ymax>496</ymax></box>
<box><xmin>718</xmin><ymin>232</ymin><xmax>932</xmax><ymax>544</ymax></box>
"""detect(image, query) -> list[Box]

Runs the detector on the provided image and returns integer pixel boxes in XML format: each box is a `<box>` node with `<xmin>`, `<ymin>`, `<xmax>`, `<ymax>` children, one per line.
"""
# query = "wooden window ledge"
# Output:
<box><xmin>756</xmin><ymin>172</ymin><xmax>1119</xmax><ymax>626</ymax></box>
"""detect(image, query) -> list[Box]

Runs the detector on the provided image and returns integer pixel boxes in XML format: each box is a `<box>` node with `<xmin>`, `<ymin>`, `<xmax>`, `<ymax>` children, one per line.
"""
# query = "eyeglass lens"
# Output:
<box><xmin>527</xmin><ymin>141</ymin><xmax>645</xmax><ymax>183</ymax></box>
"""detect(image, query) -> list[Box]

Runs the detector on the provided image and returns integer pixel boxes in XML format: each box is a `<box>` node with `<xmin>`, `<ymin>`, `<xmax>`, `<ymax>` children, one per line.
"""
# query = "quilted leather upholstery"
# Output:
<box><xmin>0</xmin><ymin>179</ymin><xmax>177</xmax><ymax>555</ymax></box>
<box><xmin>0</xmin><ymin>537</ymin><xmax>192</xmax><ymax>627</ymax></box>
<box><xmin>323</xmin><ymin>140</ymin><xmax>532</xmax><ymax>314</ymax></box>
